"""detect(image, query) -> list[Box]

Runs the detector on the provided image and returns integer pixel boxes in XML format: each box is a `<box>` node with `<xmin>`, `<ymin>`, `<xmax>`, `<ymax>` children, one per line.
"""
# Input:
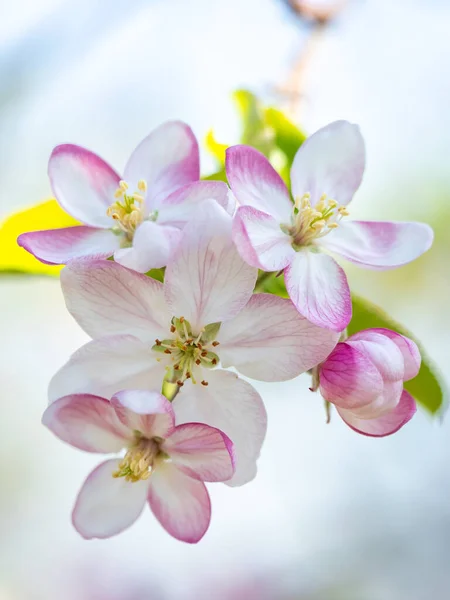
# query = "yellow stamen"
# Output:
<box><xmin>287</xmin><ymin>192</ymin><xmax>349</xmax><ymax>247</ymax></box>
<box><xmin>107</xmin><ymin>179</ymin><xmax>148</xmax><ymax>238</ymax></box>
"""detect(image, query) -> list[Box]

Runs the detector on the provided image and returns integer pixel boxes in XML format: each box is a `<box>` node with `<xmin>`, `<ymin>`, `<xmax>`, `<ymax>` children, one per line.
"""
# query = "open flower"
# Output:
<box><xmin>18</xmin><ymin>121</ymin><xmax>229</xmax><ymax>272</ymax></box>
<box><xmin>317</xmin><ymin>328</ymin><xmax>420</xmax><ymax>436</ymax></box>
<box><xmin>49</xmin><ymin>201</ymin><xmax>339</xmax><ymax>485</ymax></box>
<box><xmin>227</xmin><ymin>121</ymin><xmax>434</xmax><ymax>331</ymax></box>
<box><xmin>42</xmin><ymin>389</ymin><xmax>235</xmax><ymax>542</ymax></box>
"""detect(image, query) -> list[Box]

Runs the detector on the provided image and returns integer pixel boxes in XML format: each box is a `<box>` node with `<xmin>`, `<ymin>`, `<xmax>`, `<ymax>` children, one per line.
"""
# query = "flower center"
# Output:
<box><xmin>112</xmin><ymin>435</ymin><xmax>161</xmax><ymax>483</ymax></box>
<box><xmin>106</xmin><ymin>179</ymin><xmax>147</xmax><ymax>239</ymax></box>
<box><xmin>281</xmin><ymin>192</ymin><xmax>349</xmax><ymax>249</ymax></box>
<box><xmin>152</xmin><ymin>317</ymin><xmax>221</xmax><ymax>387</ymax></box>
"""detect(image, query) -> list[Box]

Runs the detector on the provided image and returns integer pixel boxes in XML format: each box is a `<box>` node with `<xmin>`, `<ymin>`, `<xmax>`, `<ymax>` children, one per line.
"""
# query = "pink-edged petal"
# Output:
<box><xmin>347</xmin><ymin>331</ymin><xmax>405</xmax><ymax>382</ymax></box>
<box><xmin>337</xmin><ymin>389</ymin><xmax>416</xmax><ymax>437</ymax></box>
<box><xmin>48</xmin><ymin>335</ymin><xmax>166</xmax><ymax>403</ymax></box>
<box><xmin>319</xmin><ymin>342</ymin><xmax>384</xmax><ymax>409</ymax></box>
<box><xmin>114</xmin><ymin>221</ymin><xmax>181</xmax><ymax>272</ymax></box>
<box><xmin>158</xmin><ymin>180</ymin><xmax>232</xmax><ymax>227</ymax></box>
<box><xmin>164</xmin><ymin>200</ymin><xmax>257</xmax><ymax>331</ymax></box>
<box><xmin>284</xmin><ymin>250</ymin><xmax>352</xmax><ymax>332</ymax></box>
<box><xmin>347</xmin><ymin>379</ymin><xmax>403</xmax><ymax>419</ymax></box>
<box><xmin>290</xmin><ymin>121</ymin><xmax>365</xmax><ymax>207</ymax></box>
<box><xmin>320</xmin><ymin>220</ymin><xmax>434</xmax><ymax>270</ymax></box>
<box><xmin>173</xmin><ymin>370</ymin><xmax>267</xmax><ymax>487</ymax></box>
<box><xmin>42</xmin><ymin>393</ymin><xmax>132</xmax><ymax>452</ymax></box>
<box><xmin>218</xmin><ymin>293</ymin><xmax>339</xmax><ymax>382</ymax></box>
<box><xmin>49</xmin><ymin>144</ymin><xmax>121</xmax><ymax>227</ymax></box>
<box><xmin>111</xmin><ymin>390</ymin><xmax>175</xmax><ymax>439</ymax></box>
<box><xmin>161</xmin><ymin>423</ymin><xmax>234</xmax><ymax>483</ymax></box>
<box><xmin>124</xmin><ymin>121</ymin><xmax>200</xmax><ymax>211</ymax></box>
<box><xmin>225</xmin><ymin>145</ymin><xmax>293</xmax><ymax>221</ymax></box>
<box><xmin>61</xmin><ymin>259</ymin><xmax>170</xmax><ymax>343</ymax></box>
<box><xmin>232</xmin><ymin>205</ymin><xmax>295</xmax><ymax>271</ymax></box>
<box><xmin>72</xmin><ymin>459</ymin><xmax>148</xmax><ymax>539</ymax></box>
<box><xmin>17</xmin><ymin>226</ymin><xmax>120</xmax><ymax>265</ymax></box>
<box><xmin>148</xmin><ymin>460</ymin><xmax>211</xmax><ymax>543</ymax></box>
<box><xmin>367</xmin><ymin>329</ymin><xmax>420</xmax><ymax>381</ymax></box>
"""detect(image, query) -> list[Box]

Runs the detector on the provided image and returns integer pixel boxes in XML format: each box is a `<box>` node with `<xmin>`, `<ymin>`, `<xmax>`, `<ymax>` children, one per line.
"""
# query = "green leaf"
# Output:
<box><xmin>349</xmin><ymin>295</ymin><xmax>446</xmax><ymax>415</ymax></box>
<box><xmin>264</xmin><ymin>107</ymin><xmax>306</xmax><ymax>166</ymax></box>
<box><xmin>145</xmin><ymin>268</ymin><xmax>165</xmax><ymax>283</ymax></box>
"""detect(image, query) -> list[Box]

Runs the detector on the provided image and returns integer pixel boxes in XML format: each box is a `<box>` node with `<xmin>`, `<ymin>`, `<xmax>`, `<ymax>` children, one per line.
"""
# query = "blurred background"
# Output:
<box><xmin>1</xmin><ymin>0</ymin><xmax>450</xmax><ymax>598</ymax></box>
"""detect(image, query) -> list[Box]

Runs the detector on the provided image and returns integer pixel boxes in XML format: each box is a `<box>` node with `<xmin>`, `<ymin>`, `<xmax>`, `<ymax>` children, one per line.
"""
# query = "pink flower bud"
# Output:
<box><xmin>319</xmin><ymin>328</ymin><xmax>420</xmax><ymax>436</ymax></box>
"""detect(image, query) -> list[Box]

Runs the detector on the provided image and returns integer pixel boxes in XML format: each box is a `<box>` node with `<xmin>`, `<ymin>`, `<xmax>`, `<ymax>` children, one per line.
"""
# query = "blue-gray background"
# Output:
<box><xmin>1</xmin><ymin>1</ymin><xmax>449</xmax><ymax>598</ymax></box>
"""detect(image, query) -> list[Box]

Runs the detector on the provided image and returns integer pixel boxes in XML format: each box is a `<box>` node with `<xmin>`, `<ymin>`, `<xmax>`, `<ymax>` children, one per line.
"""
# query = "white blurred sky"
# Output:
<box><xmin>1</xmin><ymin>1</ymin><xmax>450</xmax><ymax>599</ymax></box>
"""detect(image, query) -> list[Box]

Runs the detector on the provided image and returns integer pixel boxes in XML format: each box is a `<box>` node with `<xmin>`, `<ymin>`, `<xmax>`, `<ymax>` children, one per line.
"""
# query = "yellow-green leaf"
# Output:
<box><xmin>205</xmin><ymin>129</ymin><xmax>228</xmax><ymax>167</ymax></box>
<box><xmin>0</xmin><ymin>199</ymin><xmax>79</xmax><ymax>276</ymax></box>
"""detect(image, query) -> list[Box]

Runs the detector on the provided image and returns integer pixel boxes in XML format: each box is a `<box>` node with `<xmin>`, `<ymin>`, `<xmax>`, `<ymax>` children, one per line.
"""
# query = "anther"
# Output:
<box><xmin>201</xmin><ymin>380</ymin><xmax>209</xmax><ymax>386</ymax></box>
<box><xmin>170</xmin><ymin>325</ymin><xmax>176</xmax><ymax>333</ymax></box>
<box><xmin>119</xmin><ymin>180</ymin><xmax>128</xmax><ymax>191</ymax></box>
<box><xmin>155</xmin><ymin>339</ymin><xmax>162</xmax><ymax>346</ymax></box>
<box><xmin>195</xmin><ymin>359</ymin><xmax>201</xmax><ymax>365</ymax></box>
<box><xmin>176</xmin><ymin>380</ymin><xmax>184</xmax><ymax>387</ymax></box>
<box><xmin>137</xmin><ymin>179</ymin><xmax>147</xmax><ymax>192</ymax></box>
<box><xmin>179</xmin><ymin>316</ymin><xmax>185</xmax><ymax>323</ymax></box>
<box><xmin>211</xmin><ymin>358</ymin><xmax>217</xmax><ymax>365</ymax></box>
<box><xmin>201</xmin><ymin>351</ymin><xmax>207</xmax><ymax>357</ymax></box>
<box><xmin>212</xmin><ymin>341</ymin><xmax>220</xmax><ymax>347</ymax></box>
<box><xmin>164</xmin><ymin>349</ymin><xmax>172</xmax><ymax>355</ymax></box>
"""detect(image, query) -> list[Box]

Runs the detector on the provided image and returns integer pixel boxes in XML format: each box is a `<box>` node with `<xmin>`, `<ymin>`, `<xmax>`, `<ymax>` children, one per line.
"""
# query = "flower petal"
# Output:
<box><xmin>320</xmin><ymin>220</ymin><xmax>434</xmax><ymax>270</ymax></box>
<box><xmin>111</xmin><ymin>390</ymin><xmax>175</xmax><ymax>439</ymax></box>
<box><xmin>319</xmin><ymin>342</ymin><xmax>384</xmax><ymax>409</ymax></box>
<box><xmin>337</xmin><ymin>389</ymin><xmax>417</xmax><ymax>437</ymax></box>
<box><xmin>225</xmin><ymin>145</ymin><xmax>292</xmax><ymax>221</ymax></box>
<box><xmin>347</xmin><ymin>331</ymin><xmax>405</xmax><ymax>382</ymax></box>
<box><xmin>218</xmin><ymin>293</ymin><xmax>339</xmax><ymax>381</ymax></box>
<box><xmin>49</xmin><ymin>144</ymin><xmax>121</xmax><ymax>227</ymax></box>
<box><xmin>284</xmin><ymin>250</ymin><xmax>352</xmax><ymax>332</ymax></box>
<box><xmin>42</xmin><ymin>393</ymin><xmax>132</xmax><ymax>452</ymax></box>
<box><xmin>158</xmin><ymin>180</ymin><xmax>232</xmax><ymax>227</ymax></box>
<box><xmin>124</xmin><ymin>121</ymin><xmax>200</xmax><ymax>211</ymax></box>
<box><xmin>61</xmin><ymin>259</ymin><xmax>170</xmax><ymax>343</ymax></box>
<box><xmin>114</xmin><ymin>221</ymin><xmax>181</xmax><ymax>272</ymax></box>
<box><xmin>232</xmin><ymin>205</ymin><xmax>295</xmax><ymax>270</ymax></box>
<box><xmin>48</xmin><ymin>335</ymin><xmax>165</xmax><ymax>403</ymax></box>
<box><xmin>17</xmin><ymin>226</ymin><xmax>120</xmax><ymax>265</ymax></box>
<box><xmin>368</xmin><ymin>329</ymin><xmax>421</xmax><ymax>381</ymax></box>
<box><xmin>148</xmin><ymin>460</ymin><xmax>211</xmax><ymax>543</ymax></box>
<box><xmin>346</xmin><ymin>379</ymin><xmax>404</xmax><ymax>419</ymax></box>
<box><xmin>290</xmin><ymin>121</ymin><xmax>365</xmax><ymax>207</ymax></box>
<box><xmin>172</xmin><ymin>370</ymin><xmax>267</xmax><ymax>487</ymax></box>
<box><xmin>161</xmin><ymin>423</ymin><xmax>235</xmax><ymax>482</ymax></box>
<box><xmin>164</xmin><ymin>200</ymin><xmax>257</xmax><ymax>331</ymax></box>
<box><xmin>72</xmin><ymin>459</ymin><xmax>148</xmax><ymax>539</ymax></box>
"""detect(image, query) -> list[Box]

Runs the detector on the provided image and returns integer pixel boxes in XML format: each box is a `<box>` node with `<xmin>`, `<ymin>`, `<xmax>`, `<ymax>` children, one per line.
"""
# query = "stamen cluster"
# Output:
<box><xmin>286</xmin><ymin>192</ymin><xmax>349</xmax><ymax>248</ymax></box>
<box><xmin>106</xmin><ymin>179</ymin><xmax>147</xmax><ymax>238</ymax></box>
<box><xmin>113</xmin><ymin>436</ymin><xmax>160</xmax><ymax>482</ymax></box>
<box><xmin>153</xmin><ymin>317</ymin><xmax>220</xmax><ymax>387</ymax></box>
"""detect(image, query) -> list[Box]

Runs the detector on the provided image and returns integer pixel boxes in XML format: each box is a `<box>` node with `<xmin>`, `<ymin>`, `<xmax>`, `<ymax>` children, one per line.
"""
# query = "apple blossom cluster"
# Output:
<box><xmin>19</xmin><ymin>121</ymin><xmax>433</xmax><ymax>543</ymax></box>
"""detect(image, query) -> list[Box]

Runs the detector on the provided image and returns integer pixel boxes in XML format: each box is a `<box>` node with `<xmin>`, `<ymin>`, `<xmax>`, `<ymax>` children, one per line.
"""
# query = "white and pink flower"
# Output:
<box><xmin>48</xmin><ymin>201</ymin><xmax>339</xmax><ymax>485</ymax></box>
<box><xmin>18</xmin><ymin>121</ymin><xmax>229</xmax><ymax>272</ymax></box>
<box><xmin>317</xmin><ymin>328</ymin><xmax>420</xmax><ymax>436</ymax></box>
<box><xmin>227</xmin><ymin>121</ymin><xmax>434</xmax><ymax>331</ymax></box>
<box><xmin>42</xmin><ymin>389</ymin><xmax>235</xmax><ymax>542</ymax></box>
